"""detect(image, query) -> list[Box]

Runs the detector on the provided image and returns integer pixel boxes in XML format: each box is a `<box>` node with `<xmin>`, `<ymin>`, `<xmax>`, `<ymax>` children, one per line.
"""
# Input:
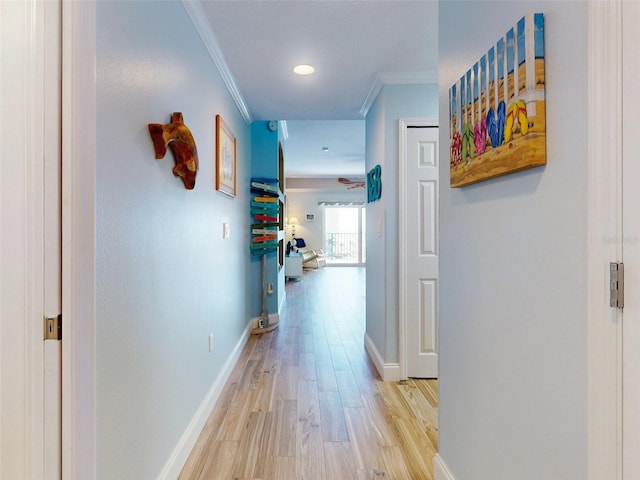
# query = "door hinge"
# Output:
<box><xmin>44</xmin><ymin>314</ymin><xmax>62</xmax><ymax>340</ymax></box>
<box><xmin>610</xmin><ymin>262</ymin><xmax>624</xmax><ymax>309</ymax></box>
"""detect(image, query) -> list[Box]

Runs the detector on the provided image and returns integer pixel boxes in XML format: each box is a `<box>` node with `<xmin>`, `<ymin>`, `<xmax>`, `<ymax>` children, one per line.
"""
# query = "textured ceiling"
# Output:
<box><xmin>284</xmin><ymin>120</ymin><xmax>365</xmax><ymax>178</ymax></box>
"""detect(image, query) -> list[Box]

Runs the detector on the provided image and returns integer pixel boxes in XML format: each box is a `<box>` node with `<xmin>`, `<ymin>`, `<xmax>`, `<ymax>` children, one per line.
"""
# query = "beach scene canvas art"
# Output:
<box><xmin>449</xmin><ymin>13</ymin><xmax>546</xmax><ymax>188</ymax></box>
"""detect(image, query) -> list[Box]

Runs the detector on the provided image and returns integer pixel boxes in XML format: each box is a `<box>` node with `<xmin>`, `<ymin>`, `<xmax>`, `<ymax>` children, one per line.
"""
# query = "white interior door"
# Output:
<box><xmin>623</xmin><ymin>2</ymin><xmax>640</xmax><ymax>476</ymax></box>
<box><xmin>399</xmin><ymin>121</ymin><xmax>439</xmax><ymax>379</ymax></box>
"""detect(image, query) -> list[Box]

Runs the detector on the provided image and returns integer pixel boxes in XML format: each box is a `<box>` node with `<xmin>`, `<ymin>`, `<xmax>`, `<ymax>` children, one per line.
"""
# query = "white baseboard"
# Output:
<box><xmin>364</xmin><ymin>333</ymin><xmax>401</xmax><ymax>381</ymax></box>
<box><xmin>433</xmin><ymin>454</ymin><xmax>456</xmax><ymax>480</ymax></box>
<box><xmin>156</xmin><ymin>318</ymin><xmax>253</xmax><ymax>480</ymax></box>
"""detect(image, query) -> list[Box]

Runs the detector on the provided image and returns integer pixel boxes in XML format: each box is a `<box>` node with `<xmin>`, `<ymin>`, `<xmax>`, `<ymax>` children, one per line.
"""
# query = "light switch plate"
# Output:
<box><xmin>223</xmin><ymin>223</ymin><xmax>230</xmax><ymax>239</ymax></box>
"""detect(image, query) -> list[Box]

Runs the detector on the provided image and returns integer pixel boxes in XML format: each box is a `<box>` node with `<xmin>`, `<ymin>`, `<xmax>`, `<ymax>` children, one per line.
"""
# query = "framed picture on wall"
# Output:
<box><xmin>216</xmin><ymin>114</ymin><xmax>236</xmax><ymax>197</ymax></box>
<box><xmin>448</xmin><ymin>13</ymin><xmax>546</xmax><ymax>188</ymax></box>
<box><xmin>306</xmin><ymin>213</ymin><xmax>315</xmax><ymax>221</ymax></box>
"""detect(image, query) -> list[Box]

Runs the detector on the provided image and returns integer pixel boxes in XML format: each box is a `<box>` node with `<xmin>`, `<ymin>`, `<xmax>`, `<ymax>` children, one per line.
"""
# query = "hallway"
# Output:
<box><xmin>179</xmin><ymin>267</ymin><xmax>438</xmax><ymax>479</ymax></box>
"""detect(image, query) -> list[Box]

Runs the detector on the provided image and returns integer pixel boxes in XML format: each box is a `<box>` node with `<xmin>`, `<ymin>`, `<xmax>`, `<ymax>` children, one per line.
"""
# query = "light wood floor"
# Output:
<box><xmin>179</xmin><ymin>267</ymin><xmax>438</xmax><ymax>480</ymax></box>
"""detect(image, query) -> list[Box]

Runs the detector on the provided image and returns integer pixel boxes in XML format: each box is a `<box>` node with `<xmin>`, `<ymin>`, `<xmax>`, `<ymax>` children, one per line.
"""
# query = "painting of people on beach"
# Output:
<box><xmin>449</xmin><ymin>13</ymin><xmax>546</xmax><ymax>188</ymax></box>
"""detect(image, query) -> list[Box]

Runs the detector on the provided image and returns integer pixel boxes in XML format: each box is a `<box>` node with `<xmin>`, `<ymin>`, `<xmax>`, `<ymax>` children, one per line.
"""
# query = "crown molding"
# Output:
<box><xmin>181</xmin><ymin>0</ymin><xmax>253</xmax><ymax>124</ymax></box>
<box><xmin>359</xmin><ymin>74</ymin><xmax>384</xmax><ymax>118</ymax></box>
<box><xmin>359</xmin><ymin>71</ymin><xmax>438</xmax><ymax>118</ymax></box>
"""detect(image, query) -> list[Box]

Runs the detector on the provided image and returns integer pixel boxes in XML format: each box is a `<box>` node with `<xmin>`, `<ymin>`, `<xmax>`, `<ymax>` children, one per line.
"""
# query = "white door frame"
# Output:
<box><xmin>43</xmin><ymin>0</ymin><xmax>63</xmax><ymax>476</ymax></box>
<box><xmin>587</xmin><ymin>1</ymin><xmax>623</xmax><ymax>478</ymax></box>
<box><xmin>398</xmin><ymin>118</ymin><xmax>439</xmax><ymax>381</ymax></box>
<box><xmin>61</xmin><ymin>1</ymin><xmax>97</xmax><ymax>478</ymax></box>
<box><xmin>1</xmin><ymin>1</ymin><xmax>48</xmax><ymax>476</ymax></box>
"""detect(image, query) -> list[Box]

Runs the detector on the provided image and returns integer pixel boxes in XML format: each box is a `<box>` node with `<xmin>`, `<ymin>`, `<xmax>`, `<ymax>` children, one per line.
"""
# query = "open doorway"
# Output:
<box><xmin>323</xmin><ymin>205</ymin><xmax>366</xmax><ymax>266</ymax></box>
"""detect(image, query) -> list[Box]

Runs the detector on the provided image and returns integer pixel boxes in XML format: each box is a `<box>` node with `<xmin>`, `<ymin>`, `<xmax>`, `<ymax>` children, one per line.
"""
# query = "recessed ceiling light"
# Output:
<box><xmin>293</xmin><ymin>64</ymin><xmax>315</xmax><ymax>75</ymax></box>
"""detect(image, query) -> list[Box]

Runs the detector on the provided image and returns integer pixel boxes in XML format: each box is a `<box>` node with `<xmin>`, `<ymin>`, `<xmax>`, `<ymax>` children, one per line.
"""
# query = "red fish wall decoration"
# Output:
<box><xmin>148</xmin><ymin>112</ymin><xmax>199</xmax><ymax>190</ymax></box>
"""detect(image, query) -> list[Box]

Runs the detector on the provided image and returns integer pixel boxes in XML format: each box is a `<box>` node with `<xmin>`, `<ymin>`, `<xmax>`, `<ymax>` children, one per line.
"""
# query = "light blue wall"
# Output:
<box><xmin>365</xmin><ymin>84</ymin><xmax>438</xmax><ymax>363</ymax></box>
<box><xmin>438</xmin><ymin>2</ymin><xmax>588</xmax><ymax>479</ymax></box>
<box><xmin>96</xmin><ymin>2</ymin><xmax>251</xmax><ymax>478</ymax></box>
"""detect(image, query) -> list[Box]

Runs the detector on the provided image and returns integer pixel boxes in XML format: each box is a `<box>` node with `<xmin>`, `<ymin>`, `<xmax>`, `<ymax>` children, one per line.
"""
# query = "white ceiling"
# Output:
<box><xmin>198</xmin><ymin>0</ymin><xmax>438</xmax><ymax>177</ymax></box>
<box><xmin>284</xmin><ymin>120</ymin><xmax>365</xmax><ymax>178</ymax></box>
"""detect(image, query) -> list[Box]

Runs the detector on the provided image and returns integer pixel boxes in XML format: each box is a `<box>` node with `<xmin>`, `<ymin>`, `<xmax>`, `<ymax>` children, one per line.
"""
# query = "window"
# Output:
<box><xmin>323</xmin><ymin>205</ymin><xmax>366</xmax><ymax>265</ymax></box>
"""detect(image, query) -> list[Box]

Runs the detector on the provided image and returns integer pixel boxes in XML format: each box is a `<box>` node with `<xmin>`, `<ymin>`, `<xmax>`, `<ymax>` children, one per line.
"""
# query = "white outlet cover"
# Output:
<box><xmin>208</xmin><ymin>333</ymin><xmax>214</xmax><ymax>352</ymax></box>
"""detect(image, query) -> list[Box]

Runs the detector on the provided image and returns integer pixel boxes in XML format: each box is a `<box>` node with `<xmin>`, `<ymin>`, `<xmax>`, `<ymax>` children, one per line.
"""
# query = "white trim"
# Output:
<box><xmin>364</xmin><ymin>334</ymin><xmax>400</xmax><ymax>381</ymax></box>
<box><xmin>587</xmin><ymin>1</ymin><xmax>623</xmax><ymax>479</ymax></box>
<box><xmin>433</xmin><ymin>454</ymin><xmax>456</xmax><ymax>480</ymax></box>
<box><xmin>43</xmin><ymin>0</ymin><xmax>62</xmax><ymax>475</ymax></box>
<box><xmin>2</xmin><ymin>0</ymin><xmax>48</xmax><ymax>475</ymax></box>
<box><xmin>27</xmin><ymin>0</ymin><xmax>47</xmax><ymax>474</ymax></box>
<box><xmin>398</xmin><ymin>119</ymin><xmax>409</xmax><ymax>381</ymax></box>
<box><xmin>27</xmin><ymin>0</ymin><xmax>47</xmax><ymax>469</ymax></box>
<box><xmin>62</xmin><ymin>1</ymin><xmax>97</xmax><ymax>478</ymax></box>
<box><xmin>181</xmin><ymin>0</ymin><xmax>253</xmax><ymax>124</ymax></box>
<box><xmin>157</xmin><ymin>319</ymin><xmax>253</xmax><ymax>480</ymax></box>
<box><xmin>280</xmin><ymin>120</ymin><xmax>288</xmax><ymax>140</ymax></box>
<box><xmin>359</xmin><ymin>74</ymin><xmax>384</xmax><ymax>118</ymax></box>
<box><xmin>360</xmin><ymin>71</ymin><xmax>438</xmax><ymax>117</ymax></box>
<box><xmin>398</xmin><ymin>119</ymin><xmax>439</xmax><ymax>381</ymax></box>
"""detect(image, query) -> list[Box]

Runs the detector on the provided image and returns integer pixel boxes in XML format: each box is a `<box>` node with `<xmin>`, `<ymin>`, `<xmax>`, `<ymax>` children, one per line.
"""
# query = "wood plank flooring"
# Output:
<box><xmin>179</xmin><ymin>267</ymin><xmax>438</xmax><ymax>480</ymax></box>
